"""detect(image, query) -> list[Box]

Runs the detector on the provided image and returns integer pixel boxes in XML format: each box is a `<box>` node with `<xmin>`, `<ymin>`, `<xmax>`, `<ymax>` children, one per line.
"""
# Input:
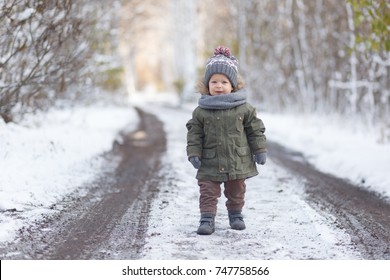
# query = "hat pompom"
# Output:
<box><xmin>214</xmin><ymin>46</ymin><xmax>231</xmax><ymax>58</ymax></box>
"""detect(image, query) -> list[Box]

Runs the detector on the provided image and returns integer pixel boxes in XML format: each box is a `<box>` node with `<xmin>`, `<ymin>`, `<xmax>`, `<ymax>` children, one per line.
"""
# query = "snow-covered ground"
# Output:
<box><xmin>0</xmin><ymin>92</ymin><xmax>389</xmax><ymax>259</ymax></box>
<box><xmin>0</xmin><ymin>104</ymin><xmax>138</xmax><ymax>242</ymax></box>
<box><xmin>264</xmin><ymin>113</ymin><xmax>390</xmax><ymax>200</ymax></box>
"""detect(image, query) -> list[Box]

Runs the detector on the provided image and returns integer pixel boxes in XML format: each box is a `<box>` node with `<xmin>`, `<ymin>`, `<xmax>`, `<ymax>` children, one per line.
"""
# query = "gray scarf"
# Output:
<box><xmin>198</xmin><ymin>89</ymin><xmax>247</xmax><ymax>110</ymax></box>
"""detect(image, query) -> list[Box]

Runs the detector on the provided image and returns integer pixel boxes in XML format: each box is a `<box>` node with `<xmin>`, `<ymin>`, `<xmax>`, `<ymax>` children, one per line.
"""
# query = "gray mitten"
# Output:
<box><xmin>189</xmin><ymin>156</ymin><xmax>201</xmax><ymax>169</ymax></box>
<box><xmin>255</xmin><ymin>152</ymin><xmax>267</xmax><ymax>165</ymax></box>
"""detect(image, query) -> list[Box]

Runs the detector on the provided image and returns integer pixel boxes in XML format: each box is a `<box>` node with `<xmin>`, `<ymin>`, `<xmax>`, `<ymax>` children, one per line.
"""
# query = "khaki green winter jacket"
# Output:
<box><xmin>186</xmin><ymin>103</ymin><xmax>266</xmax><ymax>181</ymax></box>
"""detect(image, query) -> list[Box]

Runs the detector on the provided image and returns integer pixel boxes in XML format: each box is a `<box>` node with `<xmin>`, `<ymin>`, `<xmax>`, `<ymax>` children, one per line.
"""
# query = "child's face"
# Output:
<box><xmin>208</xmin><ymin>74</ymin><xmax>233</xmax><ymax>96</ymax></box>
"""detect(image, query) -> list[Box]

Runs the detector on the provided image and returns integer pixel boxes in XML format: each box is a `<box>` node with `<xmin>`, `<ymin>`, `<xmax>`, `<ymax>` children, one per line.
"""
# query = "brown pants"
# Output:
<box><xmin>198</xmin><ymin>179</ymin><xmax>246</xmax><ymax>214</ymax></box>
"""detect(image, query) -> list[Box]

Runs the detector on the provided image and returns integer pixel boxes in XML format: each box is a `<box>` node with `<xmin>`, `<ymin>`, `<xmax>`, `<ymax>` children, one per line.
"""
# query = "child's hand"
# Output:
<box><xmin>189</xmin><ymin>156</ymin><xmax>201</xmax><ymax>169</ymax></box>
<box><xmin>255</xmin><ymin>152</ymin><xmax>267</xmax><ymax>165</ymax></box>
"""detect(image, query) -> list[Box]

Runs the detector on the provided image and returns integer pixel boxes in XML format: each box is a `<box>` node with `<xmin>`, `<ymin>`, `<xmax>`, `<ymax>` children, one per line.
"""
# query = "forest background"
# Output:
<box><xmin>1</xmin><ymin>0</ymin><xmax>389</xmax><ymax>141</ymax></box>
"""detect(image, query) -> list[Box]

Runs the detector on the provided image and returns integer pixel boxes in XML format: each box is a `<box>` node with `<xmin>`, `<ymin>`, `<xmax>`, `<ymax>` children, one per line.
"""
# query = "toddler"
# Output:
<box><xmin>186</xmin><ymin>46</ymin><xmax>267</xmax><ymax>235</ymax></box>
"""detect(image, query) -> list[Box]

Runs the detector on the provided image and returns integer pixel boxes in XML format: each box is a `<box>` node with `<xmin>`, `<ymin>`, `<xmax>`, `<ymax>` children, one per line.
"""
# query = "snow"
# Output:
<box><xmin>13</xmin><ymin>8</ymin><xmax>35</xmax><ymax>21</ymax></box>
<box><xmin>263</xmin><ymin>113</ymin><xmax>390</xmax><ymax>200</ymax></box>
<box><xmin>0</xmin><ymin>105</ymin><xmax>138</xmax><ymax>242</ymax></box>
<box><xmin>0</xmin><ymin>92</ymin><xmax>389</xmax><ymax>259</ymax></box>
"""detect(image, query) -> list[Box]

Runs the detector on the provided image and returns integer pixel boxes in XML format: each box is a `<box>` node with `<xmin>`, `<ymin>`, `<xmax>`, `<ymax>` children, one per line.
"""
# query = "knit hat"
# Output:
<box><xmin>204</xmin><ymin>46</ymin><xmax>239</xmax><ymax>88</ymax></box>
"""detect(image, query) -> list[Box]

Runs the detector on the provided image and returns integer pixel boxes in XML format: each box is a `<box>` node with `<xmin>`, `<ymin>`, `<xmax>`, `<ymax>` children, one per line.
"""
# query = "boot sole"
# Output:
<box><xmin>197</xmin><ymin>228</ymin><xmax>215</xmax><ymax>235</ymax></box>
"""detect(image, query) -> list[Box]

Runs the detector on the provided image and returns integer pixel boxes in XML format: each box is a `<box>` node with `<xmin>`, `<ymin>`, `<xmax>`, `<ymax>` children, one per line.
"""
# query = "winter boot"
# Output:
<box><xmin>228</xmin><ymin>211</ymin><xmax>246</xmax><ymax>230</ymax></box>
<box><xmin>197</xmin><ymin>213</ymin><xmax>215</xmax><ymax>235</ymax></box>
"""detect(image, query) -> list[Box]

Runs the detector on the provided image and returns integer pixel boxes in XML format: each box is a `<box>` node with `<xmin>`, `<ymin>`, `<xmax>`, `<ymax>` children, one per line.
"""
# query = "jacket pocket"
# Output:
<box><xmin>236</xmin><ymin>146</ymin><xmax>251</xmax><ymax>163</ymax></box>
<box><xmin>201</xmin><ymin>148</ymin><xmax>218</xmax><ymax>172</ymax></box>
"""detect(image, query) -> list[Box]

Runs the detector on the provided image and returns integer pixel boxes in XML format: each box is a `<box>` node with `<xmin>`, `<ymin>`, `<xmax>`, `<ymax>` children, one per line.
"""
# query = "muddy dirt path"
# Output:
<box><xmin>0</xmin><ymin>108</ymin><xmax>166</xmax><ymax>259</ymax></box>
<box><xmin>268</xmin><ymin>141</ymin><xmax>390</xmax><ymax>259</ymax></box>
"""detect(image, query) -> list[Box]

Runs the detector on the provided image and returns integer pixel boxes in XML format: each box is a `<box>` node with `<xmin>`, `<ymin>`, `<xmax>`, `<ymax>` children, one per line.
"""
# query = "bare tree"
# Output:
<box><xmin>230</xmin><ymin>0</ymin><xmax>389</xmax><ymax>131</ymax></box>
<box><xmin>0</xmin><ymin>0</ymin><xmax>121</xmax><ymax>122</ymax></box>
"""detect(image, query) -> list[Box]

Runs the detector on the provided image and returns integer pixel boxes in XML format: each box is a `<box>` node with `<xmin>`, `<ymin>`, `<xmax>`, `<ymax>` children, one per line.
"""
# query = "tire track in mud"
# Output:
<box><xmin>51</xmin><ymin>108</ymin><xmax>166</xmax><ymax>259</ymax></box>
<box><xmin>268</xmin><ymin>141</ymin><xmax>390</xmax><ymax>259</ymax></box>
<box><xmin>0</xmin><ymin>108</ymin><xmax>166</xmax><ymax>259</ymax></box>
